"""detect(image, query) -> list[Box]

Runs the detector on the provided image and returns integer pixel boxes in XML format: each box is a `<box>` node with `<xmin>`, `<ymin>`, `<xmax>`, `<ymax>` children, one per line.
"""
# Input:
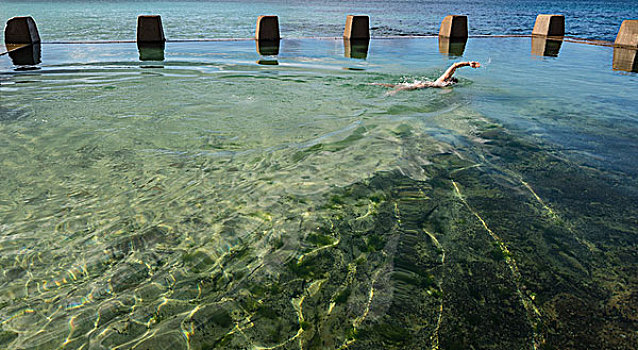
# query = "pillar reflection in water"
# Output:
<box><xmin>344</xmin><ymin>38</ymin><xmax>369</xmax><ymax>59</ymax></box>
<box><xmin>531</xmin><ymin>36</ymin><xmax>562</xmax><ymax>57</ymax></box>
<box><xmin>256</xmin><ymin>59</ymin><xmax>278</xmax><ymax>65</ymax></box>
<box><xmin>438</xmin><ymin>37</ymin><xmax>466</xmax><ymax>57</ymax></box>
<box><xmin>255</xmin><ymin>39</ymin><xmax>279</xmax><ymax>65</ymax></box>
<box><xmin>6</xmin><ymin>43</ymin><xmax>41</xmax><ymax>68</ymax></box>
<box><xmin>255</xmin><ymin>39</ymin><xmax>280</xmax><ymax>56</ymax></box>
<box><xmin>137</xmin><ymin>42</ymin><xmax>165</xmax><ymax>61</ymax></box>
<box><xmin>612</xmin><ymin>47</ymin><xmax>638</xmax><ymax>73</ymax></box>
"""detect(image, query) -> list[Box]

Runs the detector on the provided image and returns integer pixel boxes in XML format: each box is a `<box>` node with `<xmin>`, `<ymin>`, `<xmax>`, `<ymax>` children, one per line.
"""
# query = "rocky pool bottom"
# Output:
<box><xmin>0</xmin><ymin>38</ymin><xmax>637</xmax><ymax>349</ymax></box>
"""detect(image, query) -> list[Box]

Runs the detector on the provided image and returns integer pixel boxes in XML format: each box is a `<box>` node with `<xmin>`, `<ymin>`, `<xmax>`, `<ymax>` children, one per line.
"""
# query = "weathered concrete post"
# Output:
<box><xmin>439</xmin><ymin>15</ymin><xmax>468</xmax><ymax>39</ymax></box>
<box><xmin>343</xmin><ymin>15</ymin><xmax>370</xmax><ymax>59</ymax></box>
<box><xmin>531</xmin><ymin>15</ymin><xmax>564</xmax><ymax>57</ymax></box>
<box><xmin>255</xmin><ymin>15</ymin><xmax>280</xmax><ymax>56</ymax></box>
<box><xmin>613</xmin><ymin>20</ymin><xmax>638</xmax><ymax>72</ymax></box>
<box><xmin>344</xmin><ymin>15</ymin><xmax>370</xmax><ymax>40</ymax></box>
<box><xmin>136</xmin><ymin>15</ymin><xmax>165</xmax><ymax>61</ymax></box>
<box><xmin>4</xmin><ymin>16</ymin><xmax>40</xmax><ymax>44</ymax></box>
<box><xmin>137</xmin><ymin>15</ymin><xmax>165</xmax><ymax>43</ymax></box>
<box><xmin>256</xmin><ymin>15</ymin><xmax>280</xmax><ymax>41</ymax></box>
<box><xmin>614</xmin><ymin>20</ymin><xmax>638</xmax><ymax>48</ymax></box>
<box><xmin>438</xmin><ymin>15</ymin><xmax>467</xmax><ymax>57</ymax></box>
<box><xmin>532</xmin><ymin>14</ymin><xmax>565</xmax><ymax>37</ymax></box>
<box><xmin>4</xmin><ymin>16</ymin><xmax>41</xmax><ymax>66</ymax></box>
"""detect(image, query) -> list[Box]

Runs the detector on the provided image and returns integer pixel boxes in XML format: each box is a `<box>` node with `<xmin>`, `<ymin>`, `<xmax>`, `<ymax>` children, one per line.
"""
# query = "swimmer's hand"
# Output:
<box><xmin>469</xmin><ymin>61</ymin><xmax>481</xmax><ymax>68</ymax></box>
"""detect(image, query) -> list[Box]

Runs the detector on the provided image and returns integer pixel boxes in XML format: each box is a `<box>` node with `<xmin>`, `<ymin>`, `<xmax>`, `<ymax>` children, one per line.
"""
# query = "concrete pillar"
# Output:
<box><xmin>612</xmin><ymin>47</ymin><xmax>638</xmax><ymax>72</ymax></box>
<box><xmin>439</xmin><ymin>15</ymin><xmax>468</xmax><ymax>39</ymax></box>
<box><xmin>532</xmin><ymin>15</ymin><xmax>564</xmax><ymax>36</ymax></box>
<box><xmin>256</xmin><ymin>15</ymin><xmax>280</xmax><ymax>41</ymax></box>
<box><xmin>438</xmin><ymin>37</ymin><xmax>466</xmax><ymax>56</ymax></box>
<box><xmin>4</xmin><ymin>16</ymin><xmax>40</xmax><ymax>44</ymax></box>
<box><xmin>137</xmin><ymin>15</ymin><xmax>165</xmax><ymax>43</ymax></box>
<box><xmin>344</xmin><ymin>15</ymin><xmax>369</xmax><ymax>40</ymax></box>
<box><xmin>531</xmin><ymin>36</ymin><xmax>562</xmax><ymax>57</ymax></box>
<box><xmin>614</xmin><ymin>20</ymin><xmax>638</xmax><ymax>48</ymax></box>
<box><xmin>344</xmin><ymin>38</ymin><xmax>369</xmax><ymax>59</ymax></box>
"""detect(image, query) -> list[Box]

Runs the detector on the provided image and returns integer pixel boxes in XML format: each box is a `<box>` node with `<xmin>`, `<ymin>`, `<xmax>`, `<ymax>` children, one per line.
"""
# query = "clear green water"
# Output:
<box><xmin>1</xmin><ymin>38</ymin><xmax>637</xmax><ymax>349</ymax></box>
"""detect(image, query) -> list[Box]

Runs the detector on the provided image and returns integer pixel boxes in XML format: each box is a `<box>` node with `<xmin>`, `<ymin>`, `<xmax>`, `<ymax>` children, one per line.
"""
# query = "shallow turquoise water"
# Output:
<box><xmin>1</xmin><ymin>38</ymin><xmax>637</xmax><ymax>349</ymax></box>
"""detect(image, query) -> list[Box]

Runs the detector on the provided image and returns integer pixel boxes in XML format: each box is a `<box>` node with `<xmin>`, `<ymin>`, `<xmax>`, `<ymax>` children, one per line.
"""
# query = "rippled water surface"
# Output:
<box><xmin>1</xmin><ymin>38</ymin><xmax>637</xmax><ymax>349</ymax></box>
<box><xmin>1</xmin><ymin>0</ymin><xmax>637</xmax><ymax>43</ymax></box>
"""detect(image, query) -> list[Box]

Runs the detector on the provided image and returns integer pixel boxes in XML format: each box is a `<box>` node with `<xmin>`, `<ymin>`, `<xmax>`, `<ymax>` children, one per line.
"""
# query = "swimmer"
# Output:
<box><xmin>371</xmin><ymin>61</ymin><xmax>481</xmax><ymax>95</ymax></box>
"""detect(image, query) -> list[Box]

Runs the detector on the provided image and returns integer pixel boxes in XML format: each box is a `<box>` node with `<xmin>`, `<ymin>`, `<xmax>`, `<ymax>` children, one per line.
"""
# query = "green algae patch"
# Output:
<box><xmin>364</xmin><ymin>234</ymin><xmax>386</xmax><ymax>252</ymax></box>
<box><xmin>358</xmin><ymin>323</ymin><xmax>411</xmax><ymax>345</ymax></box>
<box><xmin>333</xmin><ymin>287</ymin><xmax>351</xmax><ymax>304</ymax></box>
<box><xmin>0</xmin><ymin>331</ymin><xmax>18</xmax><ymax>346</ymax></box>
<box><xmin>307</xmin><ymin>233</ymin><xmax>334</xmax><ymax>247</ymax></box>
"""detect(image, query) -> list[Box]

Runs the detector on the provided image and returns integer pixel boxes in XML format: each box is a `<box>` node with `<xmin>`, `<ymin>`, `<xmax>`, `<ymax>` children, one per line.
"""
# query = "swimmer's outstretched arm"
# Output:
<box><xmin>434</xmin><ymin>61</ymin><xmax>481</xmax><ymax>84</ymax></box>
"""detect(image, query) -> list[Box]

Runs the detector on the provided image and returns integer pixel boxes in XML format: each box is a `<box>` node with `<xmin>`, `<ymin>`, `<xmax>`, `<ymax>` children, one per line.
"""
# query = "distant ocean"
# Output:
<box><xmin>1</xmin><ymin>0</ymin><xmax>636</xmax><ymax>44</ymax></box>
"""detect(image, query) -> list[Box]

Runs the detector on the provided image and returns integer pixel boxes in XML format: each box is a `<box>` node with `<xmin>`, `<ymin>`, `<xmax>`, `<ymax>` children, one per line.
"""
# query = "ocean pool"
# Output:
<box><xmin>1</xmin><ymin>37</ymin><xmax>637</xmax><ymax>349</ymax></box>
